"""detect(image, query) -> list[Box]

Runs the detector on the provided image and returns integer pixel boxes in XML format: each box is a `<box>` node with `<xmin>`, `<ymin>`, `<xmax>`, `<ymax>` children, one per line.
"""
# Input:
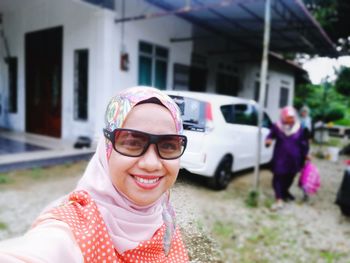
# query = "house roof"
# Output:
<box><xmin>0</xmin><ymin>0</ymin><xmax>338</xmax><ymax>58</ymax></box>
<box><xmin>135</xmin><ymin>0</ymin><xmax>338</xmax><ymax>57</ymax></box>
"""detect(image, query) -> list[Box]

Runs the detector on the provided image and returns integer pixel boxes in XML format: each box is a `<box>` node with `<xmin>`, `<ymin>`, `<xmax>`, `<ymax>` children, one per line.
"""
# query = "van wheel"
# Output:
<box><xmin>340</xmin><ymin>205</ymin><xmax>350</xmax><ymax>217</ymax></box>
<box><xmin>209</xmin><ymin>156</ymin><xmax>232</xmax><ymax>190</ymax></box>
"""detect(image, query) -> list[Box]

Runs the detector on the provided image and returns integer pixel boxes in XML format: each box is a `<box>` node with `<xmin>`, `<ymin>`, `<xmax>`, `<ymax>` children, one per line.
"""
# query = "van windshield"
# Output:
<box><xmin>169</xmin><ymin>95</ymin><xmax>206</xmax><ymax>132</ymax></box>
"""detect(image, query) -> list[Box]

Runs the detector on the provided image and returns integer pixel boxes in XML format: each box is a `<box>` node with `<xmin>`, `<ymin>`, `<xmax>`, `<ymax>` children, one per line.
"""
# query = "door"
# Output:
<box><xmin>25</xmin><ymin>26</ymin><xmax>62</xmax><ymax>138</ymax></box>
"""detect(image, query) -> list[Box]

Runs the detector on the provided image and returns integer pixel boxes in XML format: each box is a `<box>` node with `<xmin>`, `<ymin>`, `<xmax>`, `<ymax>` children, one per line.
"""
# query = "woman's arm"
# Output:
<box><xmin>0</xmin><ymin>219</ymin><xmax>83</xmax><ymax>263</ymax></box>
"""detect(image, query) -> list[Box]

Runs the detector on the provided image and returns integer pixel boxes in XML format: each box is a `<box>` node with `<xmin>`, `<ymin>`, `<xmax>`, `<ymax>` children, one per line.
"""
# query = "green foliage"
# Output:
<box><xmin>245</xmin><ymin>190</ymin><xmax>259</xmax><ymax>208</ymax></box>
<box><xmin>323</xmin><ymin>103</ymin><xmax>345</xmax><ymax>122</ymax></box>
<box><xmin>335</xmin><ymin>66</ymin><xmax>350</xmax><ymax>97</ymax></box>
<box><xmin>303</xmin><ymin>0</ymin><xmax>350</xmax><ymax>53</ymax></box>
<box><xmin>294</xmin><ymin>81</ymin><xmax>347</xmax><ymax>123</ymax></box>
<box><xmin>334</xmin><ymin>118</ymin><xmax>350</xmax><ymax>126</ymax></box>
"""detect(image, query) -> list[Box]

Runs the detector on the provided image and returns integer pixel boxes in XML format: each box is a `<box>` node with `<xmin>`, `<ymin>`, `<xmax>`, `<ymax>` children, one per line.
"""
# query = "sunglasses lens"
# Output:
<box><xmin>111</xmin><ymin>129</ymin><xmax>186</xmax><ymax>159</ymax></box>
<box><xmin>157</xmin><ymin>136</ymin><xmax>186</xmax><ymax>159</ymax></box>
<box><xmin>114</xmin><ymin>130</ymin><xmax>148</xmax><ymax>156</ymax></box>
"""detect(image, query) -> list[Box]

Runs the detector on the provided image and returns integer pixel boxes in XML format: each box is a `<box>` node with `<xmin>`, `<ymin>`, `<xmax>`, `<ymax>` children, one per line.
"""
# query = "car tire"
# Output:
<box><xmin>340</xmin><ymin>205</ymin><xmax>350</xmax><ymax>217</ymax></box>
<box><xmin>208</xmin><ymin>156</ymin><xmax>233</xmax><ymax>190</ymax></box>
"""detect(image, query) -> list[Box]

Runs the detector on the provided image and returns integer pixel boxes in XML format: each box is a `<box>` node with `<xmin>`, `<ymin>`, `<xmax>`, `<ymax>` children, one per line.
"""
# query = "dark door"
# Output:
<box><xmin>25</xmin><ymin>26</ymin><xmax>62</xmax><ymax>138</ymax></box>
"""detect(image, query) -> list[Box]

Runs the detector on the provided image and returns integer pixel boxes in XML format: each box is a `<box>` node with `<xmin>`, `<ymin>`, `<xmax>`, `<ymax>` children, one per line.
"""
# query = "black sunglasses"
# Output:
<box><xmin>103</xmin><ymin>128</ymin><xmax>187</xmax><ymax>160</ymax></box>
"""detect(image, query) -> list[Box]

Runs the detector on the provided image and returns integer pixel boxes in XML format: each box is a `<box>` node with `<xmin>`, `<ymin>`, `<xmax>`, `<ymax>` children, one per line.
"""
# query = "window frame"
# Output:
<box><xmin>138</xmin><ymin>41</ymin><xmax>169</xmax><ymax>90</ymax></box>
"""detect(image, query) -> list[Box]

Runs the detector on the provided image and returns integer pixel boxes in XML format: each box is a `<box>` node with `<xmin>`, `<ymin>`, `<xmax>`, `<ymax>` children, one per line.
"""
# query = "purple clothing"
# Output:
<box><xmin>267</xmin><ymin>124</ymin><xmax>309</xmax><ymax>176</ymax></box>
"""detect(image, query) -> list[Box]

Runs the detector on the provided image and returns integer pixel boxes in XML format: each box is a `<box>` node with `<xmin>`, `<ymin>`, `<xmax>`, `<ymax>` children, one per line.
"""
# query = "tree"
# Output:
<box><xmin>335</xmin><ymin>66</ymin><xmax>350</xmax><ymax>97</ymax></box>
<box><xmin>303</xmin><ymin>0</ymin><xmax>350</xmax><ymax>54</ymax></box>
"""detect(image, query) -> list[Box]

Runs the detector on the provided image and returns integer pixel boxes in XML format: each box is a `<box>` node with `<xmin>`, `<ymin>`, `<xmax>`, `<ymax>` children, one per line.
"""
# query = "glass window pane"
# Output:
<box><xmin>221</xmin><ymin>104</ymin><xmax>257</xmax><ymax>126</ymax></box>
<box><xmin>139</xmin><ymin>42</ymin><xmax>152</xmax><ymax>54</ymax></box>
<box><xmin>279</xmin><ymin>87</ymin><xmax>289</xmax><ymax>107</ymax></box>
<box><xmin>8</xmin><ymin>57</ymin><xmax>18</xmax><ymax>113</ymax></box>
<box><xmin>138</xmin><ymin>56</ymin><xmax>152</xmax><ymax>86</ymax></box>
<box><xmin>156</xmin><ymin>47</ymin><xmax>168</xmax><ymax>58</ymax></box>
<box><xmin>74</xmin><ymin>49</ymin><xmax>89</xmax><ymax>120</ymax></box>
<box><xmin>155</xmin><ymin>60</ymin><xmax>167</xmax><ymax>90</ymax></box>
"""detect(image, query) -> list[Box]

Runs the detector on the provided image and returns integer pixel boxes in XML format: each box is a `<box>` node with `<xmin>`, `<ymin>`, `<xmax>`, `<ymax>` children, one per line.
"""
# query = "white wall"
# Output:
<box><xmin>0</xmin><ymin>0</ymin><xmax>193</xmax><ymax>141</ymax></box>
<box><xmin>239</xmin><ymin>63</ymin><xmax>295</xmax><ymax>121</ymax></box>
<box><xmin>0</xmin><ymin>0</ymin><xmax>109</xmax><ymax>141</ymax></box>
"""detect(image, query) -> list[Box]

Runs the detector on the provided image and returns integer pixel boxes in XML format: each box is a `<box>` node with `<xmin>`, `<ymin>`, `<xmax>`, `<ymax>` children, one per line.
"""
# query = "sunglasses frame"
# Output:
<box><xmin>103</xmin><ymin>128</ymin><xmax>187</xmax><ymax>160</ymax></box>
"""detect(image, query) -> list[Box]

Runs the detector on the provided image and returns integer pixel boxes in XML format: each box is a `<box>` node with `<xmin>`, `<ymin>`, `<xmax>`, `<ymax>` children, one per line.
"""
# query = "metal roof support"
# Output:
<box><xmin>253</xmin><ymin>0</ymin><xmax>271</xmax><ymax>198</ymax></box>
<box><xmin>115</xmin><ymin>0</ymin><xmax>245</xmax><ymax>23</ymax></box>
<box><xmin>238</xmin><ymin>1</ymin><xmax>294</xmax><ymax>50</ymax></box>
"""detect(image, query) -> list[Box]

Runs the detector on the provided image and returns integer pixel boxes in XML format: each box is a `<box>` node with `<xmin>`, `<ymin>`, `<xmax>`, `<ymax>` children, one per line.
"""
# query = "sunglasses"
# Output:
<box><xmin>103</xmin><ymin>128</ymin><xmax>187</xmax><ymax>160</ymax></box>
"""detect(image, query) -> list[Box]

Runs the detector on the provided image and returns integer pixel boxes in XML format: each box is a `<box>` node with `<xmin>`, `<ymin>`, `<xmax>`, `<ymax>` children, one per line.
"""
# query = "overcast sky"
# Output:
<box><xmin>302</xmin><ymin>56</ymin><xmax>350</xmax><ymax>84</ymax></box>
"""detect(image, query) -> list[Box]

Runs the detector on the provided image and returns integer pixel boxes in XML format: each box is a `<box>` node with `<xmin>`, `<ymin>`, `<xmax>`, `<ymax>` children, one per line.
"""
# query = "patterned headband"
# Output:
<box><xmin>104</xmin><ymin>86</ymin><xmax>183</xmax><ymax>134</ymax></box>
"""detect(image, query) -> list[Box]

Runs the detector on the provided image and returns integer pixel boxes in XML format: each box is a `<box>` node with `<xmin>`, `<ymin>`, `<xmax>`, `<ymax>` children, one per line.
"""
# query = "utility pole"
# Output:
<box><xmin>253</xmin><ymin>0</ymin><xmax>271</xmax><ymax>196</ymax></box>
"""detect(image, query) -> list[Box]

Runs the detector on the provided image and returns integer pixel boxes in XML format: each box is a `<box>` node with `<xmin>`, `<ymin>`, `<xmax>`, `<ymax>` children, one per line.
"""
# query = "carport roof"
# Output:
<box><xmin>123</xmin><ymin>0</ymin><xmax>338</xmax><ymax>57</ymax></box>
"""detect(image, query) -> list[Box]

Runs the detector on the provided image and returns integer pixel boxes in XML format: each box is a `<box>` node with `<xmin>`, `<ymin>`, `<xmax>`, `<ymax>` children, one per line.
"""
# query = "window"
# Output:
<box><xmin>216</xmin><ymin>73</ymin><xmax>239</xmax><ymax>96</ymax></box>
<box><xmin>262</xmin><ymin>112</ymin><xmax>272</xmax><ymax>129</ymax></box>
<box><xmin>173</xmin><ymin>63</ymin><xmax>189</xmax><ymax>90</ymax></box>
<box><xmin>168</xmin><ymin>95</ymin><xmax>206</xmax><ymax>132</ymax></box>
<box><xmin>8</xmin><ymin>57</ymin><xmax>18</xmax><ymax>113</ymax></box>
<box><xmin>138</xmin><ymin>41</ymin><xmax>168</xmax><ymax>90</ymax></box>
<box><xmin>216</xmin><ymin>62</ymin><xmax>239</xmax><ymax>96</ymax></box>
<box><xmin>279</xmin><ymin>87</ymin><xmax>289</xmax><ymax>107</ymax></box>
<box><xmin>74</xmin><ymin>49</ymin><xmax>89</xmax><ymax>120</ymax></box>
<box><xmin>220</xmin><ymin>104</ymin><xmax>257</xmax><ymax>126</ymax></box>
<box><xmin>254</xmin><ymin>81</ymin><xmax>269</xmax><ymax>107</ymax></box>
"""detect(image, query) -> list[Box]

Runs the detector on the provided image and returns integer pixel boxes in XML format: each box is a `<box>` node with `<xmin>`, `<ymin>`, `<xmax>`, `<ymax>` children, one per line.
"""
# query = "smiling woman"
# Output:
<box><xmin>0</xmin><ymin>86</ymin><xmax>189</xmax><ymax>263</ymax></box>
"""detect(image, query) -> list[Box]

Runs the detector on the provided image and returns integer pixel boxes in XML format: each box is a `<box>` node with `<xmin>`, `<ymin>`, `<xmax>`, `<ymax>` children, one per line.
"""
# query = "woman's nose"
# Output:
<box><xmin>138</xmin><ymin>144</ymin><xmax>162</xmax><ymax>171</ymax></box>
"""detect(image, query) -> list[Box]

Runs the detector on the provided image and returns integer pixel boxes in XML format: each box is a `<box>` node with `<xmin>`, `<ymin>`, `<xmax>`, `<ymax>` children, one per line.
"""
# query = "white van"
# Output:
<box><xmin>165</xmin><ymin>90</ymin><xmax>273</xmax><ymax>190</ymax></box>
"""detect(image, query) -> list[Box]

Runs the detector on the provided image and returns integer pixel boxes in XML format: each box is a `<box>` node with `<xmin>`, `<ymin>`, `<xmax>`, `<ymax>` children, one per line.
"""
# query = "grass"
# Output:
<box><xmin>245</xmin><ymin>190</ymin><xmax>259</xmax><ymax>208</ymax></box>
<box><xmin>319</xmin><ymin>250</ymin><xmax>346</xmax><ymax>263</ymax></box>
<box><xmin>0</xmin><ymin>221</ymin><xmax>8</xmax><ymax>230</ymax></box>
<box><xmin>212</xmin><ymin>220</ymin><xmax>234</xmax><ymax>239</ymax></box>
<box><xmin>0</xmin><ymin>174</ymin><xmax>12</xmax><ymax>184</ymax></box>
<box><xmin>29</xmin><ymin>167</ymin><xmax>44</xmax><ymax>180</ymax></box>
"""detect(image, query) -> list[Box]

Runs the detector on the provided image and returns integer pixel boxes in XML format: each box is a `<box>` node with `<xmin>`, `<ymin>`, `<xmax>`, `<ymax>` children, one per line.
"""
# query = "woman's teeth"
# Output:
<box><xmin>135</xmin><ymin>177</ymin><xmax>160</xmax><ymax>184</ymax></box>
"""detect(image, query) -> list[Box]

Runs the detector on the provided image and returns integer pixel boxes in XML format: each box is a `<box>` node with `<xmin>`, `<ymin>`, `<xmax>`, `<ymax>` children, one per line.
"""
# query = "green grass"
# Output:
<box><xmin>212</xmin><ymin>221</ymin><xmax>234</xmax><ymax>239</ymax></box>
<box><xmin>319</xmin><ymin>250</ymin><xmax>345</xmax><ymax>263</ymax></box>
<box><xmin>245</xmin><ymin>190</ymin><xmax>259</xmax><ymax>208</ymax></box>
<box><xmin>0</xmin><ymin>174</ymin><xmax>12</xmax><ymax>184</ymax></box>
<box><xmin>29</xmin><ymin>167</ymin><xmax>44</xmax><ymax>179</ymax></box>
<box><xmin>0</xmin><ymin>221</ymin><xmax>8</xmax><ymax>230</ymax></box>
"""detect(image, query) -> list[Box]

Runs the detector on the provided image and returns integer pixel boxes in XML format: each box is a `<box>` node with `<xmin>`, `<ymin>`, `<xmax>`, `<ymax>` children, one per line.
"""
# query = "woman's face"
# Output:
<box><xmin>282</xmin><ymin>115</ymin><xmax>295</xmax><ymax>126</ymax></box>
<box><xmin>108</xmin><ymin>103</ymin><xmax>180</xmax><ymax>206</ymax></box>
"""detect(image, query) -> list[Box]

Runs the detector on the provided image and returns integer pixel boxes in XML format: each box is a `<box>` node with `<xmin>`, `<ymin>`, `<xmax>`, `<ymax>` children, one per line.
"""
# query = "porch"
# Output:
<box><xmin>0</xmin><ymin>129</ymin><xmax>95</xmax><ymax>173</ymax></box>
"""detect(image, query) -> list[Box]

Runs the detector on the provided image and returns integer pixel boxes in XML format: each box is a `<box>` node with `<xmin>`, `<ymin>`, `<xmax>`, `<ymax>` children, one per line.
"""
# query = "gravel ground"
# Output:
<box><xmin>0</xmin><ymin>151</ymin><xmax>350</xmax><ymax>262</ymax></box>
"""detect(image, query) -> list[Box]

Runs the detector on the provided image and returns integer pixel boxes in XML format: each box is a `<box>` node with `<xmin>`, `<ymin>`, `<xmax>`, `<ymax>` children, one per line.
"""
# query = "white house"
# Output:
<box><xmin>0</xmin><ymin>0</ymin><xmax>336</xmax><ymax>142</ymax></box>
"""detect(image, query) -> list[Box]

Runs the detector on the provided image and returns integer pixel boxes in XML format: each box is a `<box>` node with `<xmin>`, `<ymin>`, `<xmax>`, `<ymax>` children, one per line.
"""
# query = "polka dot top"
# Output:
<box><xmin>44</xmin><ymin>191</ymin><xmax>189</xmax><ymax>263</ymax></box>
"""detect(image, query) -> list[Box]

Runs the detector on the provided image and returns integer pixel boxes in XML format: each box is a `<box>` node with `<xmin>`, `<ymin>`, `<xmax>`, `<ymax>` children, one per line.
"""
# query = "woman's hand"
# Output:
<box><xmin>265</xmin><ymin>139</ymin><xmax>273</xmax><ymax>148</ymax></box>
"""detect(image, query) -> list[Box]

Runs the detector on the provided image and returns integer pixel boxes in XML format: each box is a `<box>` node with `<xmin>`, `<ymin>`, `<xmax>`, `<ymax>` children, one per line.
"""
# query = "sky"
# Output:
<box><xmin>301</xmin><ymin>56</ymin><xmax>350</xmax><ymax>84</ymax></box>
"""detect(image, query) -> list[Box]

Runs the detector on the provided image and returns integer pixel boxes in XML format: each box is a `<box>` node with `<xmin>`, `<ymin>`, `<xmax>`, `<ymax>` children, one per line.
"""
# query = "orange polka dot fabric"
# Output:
<box><xmin>46</xmin><ymin>191</ymin><xmax>189</xmax><ymax>263</ymax></box>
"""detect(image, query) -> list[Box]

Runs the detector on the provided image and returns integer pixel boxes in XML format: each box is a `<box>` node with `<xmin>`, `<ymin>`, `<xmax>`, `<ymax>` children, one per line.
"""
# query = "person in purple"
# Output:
<box><xmin>265</xmin><ymin>106</ymin><xmax>310</xmax><ymax>210</ymax></box>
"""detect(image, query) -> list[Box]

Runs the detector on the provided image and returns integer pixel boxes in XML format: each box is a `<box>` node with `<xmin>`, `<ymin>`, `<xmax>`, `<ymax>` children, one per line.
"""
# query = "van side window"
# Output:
<box><xmin>221</xmin><ymin>104</ymin><xmax>257</xmax><ymax>126</ymax></box>
<box><xmin>262</xmin><ymin>112</ymin><xmax>273</xmax><ymax>129</ymax></box>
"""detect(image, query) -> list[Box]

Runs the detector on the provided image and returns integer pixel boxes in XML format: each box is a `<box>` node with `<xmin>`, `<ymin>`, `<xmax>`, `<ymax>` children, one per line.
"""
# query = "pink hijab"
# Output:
<box><xmin>277</xmin><ymin>106</ymin><xmax>301</xmax><ymax>136</ymax></box>
<box><xmin>75</xmin><ymin>86</ymin><xmax>183</xmax><ymax>253</ymax></box>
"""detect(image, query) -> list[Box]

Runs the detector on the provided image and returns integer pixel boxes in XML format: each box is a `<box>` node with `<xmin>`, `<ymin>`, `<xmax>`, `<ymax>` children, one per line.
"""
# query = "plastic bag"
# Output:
<box><xmin>299</xmin><ymin>161</ymin><xmax>321</xmax><ymax>195</ymax></box>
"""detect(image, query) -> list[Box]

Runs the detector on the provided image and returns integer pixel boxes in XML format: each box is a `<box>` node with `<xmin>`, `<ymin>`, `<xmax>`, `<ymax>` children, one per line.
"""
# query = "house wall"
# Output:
<box><xmin>0</xmin><ymin>0</ymin><xmax>193</xmax><ymax>141</ymax></box>
<box><xmin>0</xmin><ymin>0</ymin><xmax>107</xmax><ymax>142</ymax></box>
<box><xmin>239</xmin><ymin>63</ymin><xmax>295</xmax><ymax>122</ymax></box>
<box><xmin>92</xmin><ymin>0</ymin><xmax>193</xmax><ymax>139</ymax></box>
<box><xmin>193</xmin><ymin>37</ymin><xmax>295</xmax><ymax>121</ymax></box>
